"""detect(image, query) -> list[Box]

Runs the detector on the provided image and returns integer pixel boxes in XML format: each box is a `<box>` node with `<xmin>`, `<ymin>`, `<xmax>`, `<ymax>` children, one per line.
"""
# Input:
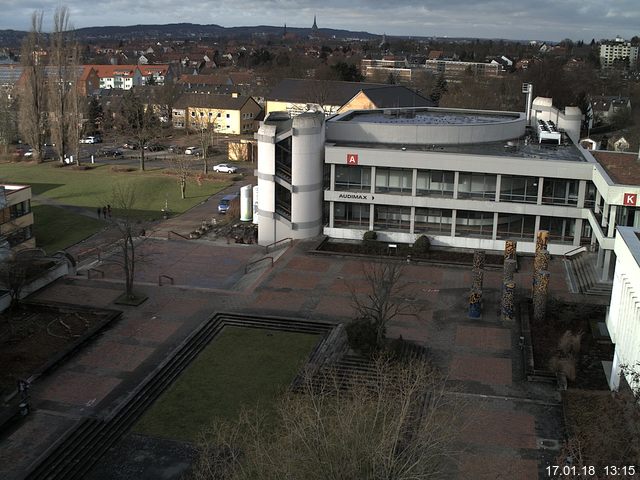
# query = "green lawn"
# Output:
<box><xmin>0</xmin><ymin>162</ymin><xmax>230</xmax><ymax>221</ymax></box>
<box><xmin>32</xmin><ymin>203</ymin><xmax>106</xmax><ymax>253</ymax></box>
<box><xmin>133</xmin><ymin>327</ymin><xmax>319</xmax><ymax>443</ymax></box>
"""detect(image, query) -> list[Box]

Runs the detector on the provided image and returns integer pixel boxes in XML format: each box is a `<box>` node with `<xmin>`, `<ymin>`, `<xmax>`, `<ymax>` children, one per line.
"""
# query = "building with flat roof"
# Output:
<box><xmin>255</xmin><ymin>100</ymin><xmax>640</xmax><ymax>282</ymax></box>
<box><xmin>0</xmin><ymin>184</ymin><xmax>35</xmax><ymax>252</ymax></box>
<box><xmin>606</xmin><ymin>226</ymin><xmax>640</xmax><ymax>393</ymax></box>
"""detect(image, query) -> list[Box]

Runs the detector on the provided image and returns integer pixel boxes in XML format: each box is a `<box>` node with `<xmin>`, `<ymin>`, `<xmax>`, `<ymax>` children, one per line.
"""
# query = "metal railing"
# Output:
<box><xmin>264</xmin><ymin>237</ymin><xmax>292</xmax><ymax>254</ymax></box>
<box><xmin>563</xmin><ymin>245</ymin><xmax>587</xmax><ymax>260</ymax></box>
<box><xmin>244</xmin><ymin>256</ymin><xmax>273</xmax><ymax>274</ymax></box>
<box><xmin>158</xmin><ymin>275</ymin><xmax>174</xmax><ymax>286</ymax></box>
<box><xmin>167</xmin><ymin>231</ymin><xmax>190</xmax><ymax>240</ymax></box>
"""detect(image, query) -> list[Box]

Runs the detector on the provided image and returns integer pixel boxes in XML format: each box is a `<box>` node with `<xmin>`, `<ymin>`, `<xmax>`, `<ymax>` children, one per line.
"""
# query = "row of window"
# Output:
<box><xmin>6</xmin><ymin>225</ymin><xmax>33</xmax><ymax>248</ymax></box>
<box><xmin>0</xmin><ymin>200</ymin><xmax>31</xmax><ymax>225</ymax></box>
<box><xmin>334</xmin><ymin>165</ymin><xmax>581</xmax><ymax>206</ymax></box>
<box><xmin>333</xmin><ymin>203</ymin><xmax>577</xmax><ymax>243</ymax></box>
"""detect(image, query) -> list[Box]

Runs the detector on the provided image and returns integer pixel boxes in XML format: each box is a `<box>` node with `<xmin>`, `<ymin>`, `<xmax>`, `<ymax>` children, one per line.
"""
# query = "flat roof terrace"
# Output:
<box><xmin>337</xmin><ymin>109</ymin><xmax>518</xmax><ymax>126</ymax></box>
<box><xmin>328</xmin><ymin>107</ymin><xmax>527</xmax><ymax>146</ymax></box>
<box><xmin>327</xmin><ymin>137</ymin><xmax>587</xmax><ymax>162</ymax></box>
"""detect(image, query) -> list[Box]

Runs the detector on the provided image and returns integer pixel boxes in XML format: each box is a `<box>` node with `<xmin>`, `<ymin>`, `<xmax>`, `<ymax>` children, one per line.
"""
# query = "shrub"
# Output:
<box><xmin>363</xmin><ymin>230</ymin><xmax>377</xmax><ymax>241</ymax></box>
<box><xmin>413</xmin><ymin>235</ymin><xmax>431</xmax><ymax>256</ymax></box>
<box><xmin>345</xmin><ymin>318</ymin><xmax>379</xmax><ymax>357</ymax></box>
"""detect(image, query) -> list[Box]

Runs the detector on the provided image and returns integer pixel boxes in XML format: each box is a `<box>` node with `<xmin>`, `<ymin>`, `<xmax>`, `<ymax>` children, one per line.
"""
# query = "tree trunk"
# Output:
<box><xmin>139</xmin><ymin>148</ymin><xmax>145</xmax><ymax>171</ymax></box>
<box><xmin>180</xmin><ymin>178</ymin><xmax>186</xmax><ymax>199</ymax></box>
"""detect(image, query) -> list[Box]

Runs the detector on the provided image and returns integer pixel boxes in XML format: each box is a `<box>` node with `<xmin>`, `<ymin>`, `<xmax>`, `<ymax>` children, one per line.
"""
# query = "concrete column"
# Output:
<box><xmin>573</xmin><ymin>218</ymin><xmax>583</xmax><ymax>246</ymax></box>
<box><xmin>450</xmin><ymin>210</ymin><xmax>457</xmax><ymax>237</ymax></box>
<box><xmin>577</xmin><ymin>180</ymin><xmax>586</xmax><ymax>208</ymax></box>
<box><xmin>370</xmin><ymin>166</ymin><xmax>376</xmax><ymax>194</ymax></box>
<box><xmin>537</xmin><ymin>177</ymin><xmax>544</xmax><ymax>205</ymax></box>
<box><xmin>607</xmin><ymin>205</ymin><xmax>618</xmax><ymax>237</ymax></box>
<box><xmin>595</xmin><ymin>190</ymin><xmax>601</xmax><ymax>214</ymax></box>
<box><xmin>495</xmin><ymin>175</ymin><xmax>502</xmax><ymax>202</ymax></box>
<box><xmin>468</xmin><ymin>288</ymin><xmax>482</xmax><ymax>319</ymax></box>
<box><xmin>504</xmin><ymin>258</ymin><xmax>517</xmax><ymax>282</ymax></box>
<box><xmin>409</xmin><ymin>206</ymin><xmax>415</xmax><ymax>234</ymax></box>
<box><xmin>534</xmin><ymin>216</ymin><xmax>541</xmax><ymax>237</ymax></box>
<box><xmin>533</xmin><ymin>270</ymin><xmax>550</xmax><ymax>322</ymax></box>
<box><xmin>329</xmin><ymin>201</ymin><xmax>335</xmax><ymax>228</ymax></box>
<box><xmin>453</xmin><ymin>171</ymin><xmax>460</xmax><ymax>199</ymax></box>
<box><xmin>369</xmin><ymin>204</ymin><xmax>375</xmax><ymax>231</ymax></box>
<box><xmin>609</xmin><ymin>349</ymin><xmax>621</xmax><ymax>391</ymax></box>
<box><xmin>330</xmin><ymin>163</ymin><xmax>336</xmax><ymax>190</ymax></box>
<box><xmin>492</xmin><ymin>212</ymin><xmax>499</xmax><ymax>240</ymax></box>
<box><xmin>602</xmin><ymin>201</ymin><xmax>609</xmax><ymax>227</ymax></box>
<box><xmin>411</xmin><ymin>169</ymin><xmax>417</xmax><ymax>197</ymax></box>
<box><xmin>601</xmin><ymin>250</ymin><xmax>612</xmax><ymax>282</ymax></box>
<box><xmin>597</xmin><ymin>246</ymin><xmax>605</xmax><ymax>268</ymax></box>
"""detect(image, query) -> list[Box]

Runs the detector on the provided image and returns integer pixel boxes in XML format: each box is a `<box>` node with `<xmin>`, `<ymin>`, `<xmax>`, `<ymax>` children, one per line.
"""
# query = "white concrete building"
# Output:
<box><xmin>606</xmin><ymin>226</ymin><xmax>640</xmax><ymax>393</ymax></box>
<box><xmin>255</xmin><ymin>100</ymin><xmax>640</xmax><ymax>281</ymax></box>
<box><xmin>599</xmin><ymin>40</ymin><xmax>639</xmax><ymax>69</ymax></box>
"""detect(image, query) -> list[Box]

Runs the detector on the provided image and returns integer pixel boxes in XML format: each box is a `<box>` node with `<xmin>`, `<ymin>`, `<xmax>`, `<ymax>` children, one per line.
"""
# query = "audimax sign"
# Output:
<box><xmin>338</xmin><ymin>193</ymin><xmax>374</xmax><ymax>200</ymax></box>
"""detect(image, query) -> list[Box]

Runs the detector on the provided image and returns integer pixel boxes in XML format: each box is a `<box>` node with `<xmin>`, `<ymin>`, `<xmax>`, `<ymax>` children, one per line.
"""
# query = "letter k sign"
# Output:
<box><xmin>346</xmin><ymin>153</ymin><xmax>358</xmax><ymax>165</ymax></box>
<box><xmin>623</xmin><ymin>193</ymin><xmax>637</xmax><ymax>206</ymax></box>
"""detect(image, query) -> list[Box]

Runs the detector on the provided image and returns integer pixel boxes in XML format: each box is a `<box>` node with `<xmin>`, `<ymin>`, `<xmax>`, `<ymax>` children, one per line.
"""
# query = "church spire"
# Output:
<box><xmin>312</xmin><ymin>15</ymin><xmax>318</xmax><ymax>30</ymax></box>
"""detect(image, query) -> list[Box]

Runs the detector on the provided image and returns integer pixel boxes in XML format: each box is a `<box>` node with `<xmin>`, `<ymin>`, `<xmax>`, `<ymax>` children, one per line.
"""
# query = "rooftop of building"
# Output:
<box><xmin>591</xmin><ymin>151</ymin><xmax>640</xmax><ymax>185</ymax></box>
<box><xmin>335</xmin><ymin>108</ymin><xmax>518</xmax><ymax>126</ymax></box>
<box><xmin>327</xmin><ymin>136</ymin><xmax>587</xmax><ymax>162</ymax></box>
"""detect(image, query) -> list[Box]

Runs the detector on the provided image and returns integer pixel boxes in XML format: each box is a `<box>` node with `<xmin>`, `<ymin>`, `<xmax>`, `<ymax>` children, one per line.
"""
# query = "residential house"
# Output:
<box><xmin>172</xmin><ymin>92</ymin><xmax>262</xmax><ymax>134</ymax></box>
<box><xmin>92</xmin><ymin>65</ymin><xmax>141</xmax><ymax>90</ymax></box>
<box><xmin>265</xmin><ymin>79</ymin><xmax>434</xmax><ymax>117</ymax></box>
<box><xmin>591</xmin><ymin>95</ymin><xmax>632</xmax><ymax>125</ymax></box>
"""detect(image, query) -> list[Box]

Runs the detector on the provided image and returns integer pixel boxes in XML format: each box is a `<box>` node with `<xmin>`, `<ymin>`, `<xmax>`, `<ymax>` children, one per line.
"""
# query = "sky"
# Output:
<box><xmin>1</xmin><ymin>0</ymin><xmax>639</xmax><ymax>42</ymax></box>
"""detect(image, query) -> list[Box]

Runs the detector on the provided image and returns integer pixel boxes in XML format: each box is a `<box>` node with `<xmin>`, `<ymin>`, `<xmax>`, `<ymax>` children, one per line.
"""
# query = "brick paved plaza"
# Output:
<box><xmin>0</xmin><ymin>198</ymin><xmax>574</xmax><ymax>479</ymax></box>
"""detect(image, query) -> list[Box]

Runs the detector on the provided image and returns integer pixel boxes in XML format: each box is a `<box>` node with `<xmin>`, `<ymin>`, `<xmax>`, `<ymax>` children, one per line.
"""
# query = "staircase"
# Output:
<box><xmin>564</xmin><ymin>250</ymin><xmax>612</xmax><ymax>296</ymax></box>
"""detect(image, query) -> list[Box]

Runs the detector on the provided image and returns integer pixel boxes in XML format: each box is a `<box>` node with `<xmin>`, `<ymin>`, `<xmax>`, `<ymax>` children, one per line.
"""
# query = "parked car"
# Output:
<box><xmin>145</xmin><ymin>144</ymin><xmax>165</xmax><ymax>152</ymax></box>
<box><xmin>213</xmin><ymin>163</ymin><xmax>238</xmax><ymax>174</ymax></box>
<box><xmin>123</xmin><ymin>141</ymin><xmax>139</xmax><ymax>150</ymax></box>
<box><xmin>99</xmin><ymin>148</ymin><xmax>123</xmax><ymax>158</ymax></box>
<box><xmin>218</xmin><ymin>194</ymin><xmax>238</xmax><ymax>214</ymax></box>
<box><xmin>168</xmin><ymin>145</ymin><xmax>184</xmax><ymax>154</ymax></box>
<box><xmin>23</xmin><ymin>148</ymin><xmax>34</xmax><ymax>157</ymax></box>
<box><xmin>80</xmin><ymin>135</ymin><xmax>102</xmax><ymax>144</ymax></box>
<box><xmin>184</xmin><ymin>146</ymin><xmax>201</xmax><ymax>155</ymax></box>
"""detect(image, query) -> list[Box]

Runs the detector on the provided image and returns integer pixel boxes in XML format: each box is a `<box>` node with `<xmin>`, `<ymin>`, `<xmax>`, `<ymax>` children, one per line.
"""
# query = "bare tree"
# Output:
<box><xmin>350</xmin><ymin>261</ymin><xmax>415</xmax><ymax>349</ymax></box>
<box><xmin>0</xmin><ymin>91</ymin><xmax>18</xmax><ymax>154</ymax></box>
<box><xmin>0</xmin><ymin>249</ymin><xmax>44</xmax><ymax>309</ymax></box>
<box><xmin>108</xmin><ymin>184</ymin><xmax>140</xmax><ymax>300</ymax></box>
<box><xmin>117</xmin><ymin>88</ymin><xmax>160</xmax><ymax>171</ymax></box>
<box><xmin>192</xmin><ymin>357</ymin><xmax>467</xmax><ymax>480</ymax></box>
<box><xmin>18</xmin><ymin>12</ymin><xmax>47</xmax><ymax>163</ymax></box>
<box><xmin>168</xmin><ymin>155</ymin><xmax>193</xmax><ymax>199</ymax></box>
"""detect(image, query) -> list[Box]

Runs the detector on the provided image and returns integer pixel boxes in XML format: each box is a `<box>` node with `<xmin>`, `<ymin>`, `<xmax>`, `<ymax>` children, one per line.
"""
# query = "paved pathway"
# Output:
<box><xmin>0</xmin><ymin>198</ymin><xmax>580</xmax><ymax>479</ymax></box>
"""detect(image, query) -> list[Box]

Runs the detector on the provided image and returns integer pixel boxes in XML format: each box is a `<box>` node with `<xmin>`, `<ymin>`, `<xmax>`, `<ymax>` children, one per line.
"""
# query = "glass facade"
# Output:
<box><xmin>496</xmin><ymin>214</ymin><xmax>536</xmax><ymax>240</ymax></box>
<box><xmin>416</xmin><ymin>170</ymin><xmax>455</xmax><ymax>197</ymax></box>
<box><xmin>335</xmin><ymin>165</ymin><xmax>371</xmax><ymax>192</ymax></box>
<box><xmin>457</xmin><ymin>173</ymin><xmax>496</xmax><ymax>200</ymax></box>
<box><xmin>500</xmin><ymin>175</ymin><xmax>538</xmax><ymax>203</ymax></box>
<box><xmin>334</xmin><ymin>202</ymin><xmax>370</xmax><ymax>228</ymax></box>
<box><xmin>539</xmin><ymin>216</ymin><xmax>575</xmax><ymax>244</ymax></box>
<box><xmin>541</xmin><ymin>178</ymin><xmax>578</xmax><ymax>206</ymax></box>
<box><xmin>374</xmin><ymin>205</ymin><xmax>411</xmax><ymax>231</ymax></box>
<box><xmin>455</xmin><ymin>210</ymin><xmax>494</xmax><ymax>238</ymax></box>
<box><xmin>414</xmin><ymin>208</ymin><xmax>452</xmax><ymax>234</ymax></box>
<box><xmin>375</xmin><ymin>168</ymin><xmax>412</xmax><ymax>195</ymax></box>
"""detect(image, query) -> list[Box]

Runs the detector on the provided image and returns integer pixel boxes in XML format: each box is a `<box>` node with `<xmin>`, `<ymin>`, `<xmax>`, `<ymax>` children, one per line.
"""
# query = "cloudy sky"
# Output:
<box><xmin>1</xmin><ymin>0</ymin><xmax>638</xmax><ymax>42</ymax></box>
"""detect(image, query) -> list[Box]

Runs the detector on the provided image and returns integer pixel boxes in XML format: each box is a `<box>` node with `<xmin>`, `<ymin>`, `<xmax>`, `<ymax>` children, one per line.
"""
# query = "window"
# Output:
<box><xmin>6</xmin><ymin>226</ymin><xmax>32</xmax><ymax>247</ymax></box>
<box><xmin>539</xmin><ymin>216</ymin><xmax>575</xmax><ymax>243</ymax></box>
<box><xmin>217</xmin><ymin>112</ymin><xmax>221</xmax><ymax>118</ymax></box>
<box><xmin>416</xmin><ymin>170</ymin><xmax>454</xmax><ymax>197</ymax></box>
<box><xmin>374</xmin><ymin>205</ymin><xmax>411</xmax><ymax>232</ymax></box>
<box><xmin>457</xmin><ymin>173</ymin><xmax>496</xmax><ymax>200</ymax></box>
<box><xmin>9</xmin><ymin>200</ymin><xmax>30</xmax><ymax>220</ymax></box>
<box><xmin>275</xmin><ymin>183</ymin><xmax>291</xmax><ymax>221</ymax></box>
<box><xmin>375</xmin><ymin>168</ymin><xmax>412</xmax><ymax>195</ymax></box>
<box><xmin>500</xmin><ymin>175</ymin><xmax>538</xmax><ymax>203</ymax></box>
<box><xmin>455</xmin><ymin>210</ymin><xmax>494</xmax><ymax>238</ymax></box>
<box><xmin>496</xmin><ymin>214</ymin><xmax>536</xmax><ymax>240</ymax></box>
<box><xmin>414</xmin><ymin>208</ymin><xmax>452</xmax><ymax>234</ymax></box>
<box><xmin>190</xmin><ymin>111</ymin><xmax>195</xmax><ymax>117</ymax></box>
<box><xmin>334</xmin><ymin>202</ymin><xmax>370</xmax><ymax>228</ymax></box>
<box><xmin>335</xmin><ymin>165</ymin><xmax>371</xmax><ymax>191</ymax></box>
<box><xmin>226</xmin><ymin>113</ymin><xmax>230</xmax><ymax>118</ymax></box>
<box><xmin>541</xmin><ymin>178</ymin><xmax>578</xmax><ymax>206</ymax></box>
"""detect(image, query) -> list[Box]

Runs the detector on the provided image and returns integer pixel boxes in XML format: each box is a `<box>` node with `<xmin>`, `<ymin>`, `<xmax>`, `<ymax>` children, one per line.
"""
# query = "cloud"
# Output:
<box><xmin>1</xmin><ymin>0</ymin><xmax>638</xmax><ymax>41</ymax></box>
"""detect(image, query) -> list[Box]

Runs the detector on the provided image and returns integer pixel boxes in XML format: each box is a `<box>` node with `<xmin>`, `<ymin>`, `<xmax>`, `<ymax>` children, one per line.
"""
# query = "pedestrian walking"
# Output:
<box><xmin>102</xmin><ymin>206</ymin><xmax>107</xmax><ymax>219</ymax></box>
<box><xmin>97</xmin><ymin>207</ymin><xmax>101</xmax><ymax>218</ymax></box>
<box><xmin>107</xmin><ymin>204</ymin><xmax>112</xmax><ymax>218</ymax></box>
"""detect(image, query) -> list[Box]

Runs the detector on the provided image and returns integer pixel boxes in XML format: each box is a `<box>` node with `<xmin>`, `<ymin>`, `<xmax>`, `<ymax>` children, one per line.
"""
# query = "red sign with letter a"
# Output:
<box><xmin>346</xmin><ymin>153</ymin><xmax>358</xmax><ymax>166</ymax></box>
<box><xmin>623</xmin><ymin>193</ymin><xmax>637</xmax><ymax>206</ymax></box>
